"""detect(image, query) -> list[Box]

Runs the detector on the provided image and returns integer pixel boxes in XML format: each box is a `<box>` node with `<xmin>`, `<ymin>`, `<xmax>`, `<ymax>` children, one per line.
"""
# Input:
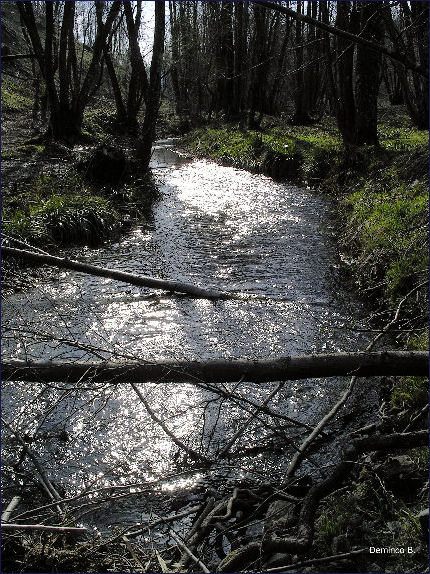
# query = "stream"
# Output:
<box><xmin>1</xmin><ymin>140</ymin><xmax>378</xmax><ymax>533</ymax></box>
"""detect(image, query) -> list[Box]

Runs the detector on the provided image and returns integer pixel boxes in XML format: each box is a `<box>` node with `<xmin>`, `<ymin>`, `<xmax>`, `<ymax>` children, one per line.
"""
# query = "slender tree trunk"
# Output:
<box><xmin>333</xmin><ymin>1</ymin><xmax>356</xmax><ymax>146</ymax></box>
<box><xmin>137</xmin><ymin>1</ymin><xmax>165</xmax><ymax>169</ymax></box>
<box><xmin>103</xmin><ymin>50</ymin><xmax>127</xmax><ymax>124</ymax></box>
<box><xmin>292</xmin><ymin>1</ymin><xmax>312</xmax><ymax>124</ymax></box>
<box><xmin>124</xmin><ymin>0</ymin><xmax>148</xmax><ymax>134</ymax></box>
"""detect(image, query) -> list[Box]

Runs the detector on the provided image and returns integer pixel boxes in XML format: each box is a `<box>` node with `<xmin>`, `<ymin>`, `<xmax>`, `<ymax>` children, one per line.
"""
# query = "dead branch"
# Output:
<box><xmin>2</xmin><ymin>351</ymin><xmax>427</xmax><ymax>385</ymax></box>
<box><xmin>282</xmin><ymin>285</ymin><xmax>427</xmax><ymax>480</ymax></box>
<box><xmin>220</xmin><ymin>382</ymin><xmax>285</xmax><ymax>457</ymax></box>
<box><xmin>1</xmin><ymin>418</ymin><xmax>64</xmax><ymax>514</ymax></box>
<box><xmin>130</xmin><ymin>382</ymin><xmax>213</xmax><ymax>464</ymax></box>
<box><xmin>1</xmin><ymin>523</ymin><xmax>87</xmax><ymax>533</ymax></box>
<box><xmin>176</xmin><ymin>498</ymin><xmax>227</xmax><ymax>572</ymax></box>
<box><xmin>1</xmin><ymin>497</ymin><xmax>22</xmax><ymax>523</ymax></box>
<box><xmin>170</xmin><ymin>530</ymin><xmax>210</xmax><ymax>573</ymax></box>
<box><xmin>1</xmin><ymin>246</ymin><xmax>229</xmax><ymax>300</ymax></box>
<box><xmin>266</xmin><ymin>548</ymin><xmax>367</xmax><ymax>572</ymax></box>
<box><xmin>125</xmin><ymin>504</ymin><xmax>201</xmax><ymax>538</ymax></box>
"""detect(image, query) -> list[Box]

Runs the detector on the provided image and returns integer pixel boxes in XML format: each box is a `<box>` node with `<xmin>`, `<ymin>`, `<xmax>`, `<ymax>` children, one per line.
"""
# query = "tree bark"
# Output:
<box><xmin>2</xmin><ymin>351</ymin><xmax>427</xmax><ymax>385</ymax></box>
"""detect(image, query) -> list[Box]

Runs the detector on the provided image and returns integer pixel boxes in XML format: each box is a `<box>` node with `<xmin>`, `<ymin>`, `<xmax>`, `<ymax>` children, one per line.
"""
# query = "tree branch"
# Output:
<box><xmin>253</xmin><ymin>1</ymin><xmax>428</xmax><ymax>78</ymax></box>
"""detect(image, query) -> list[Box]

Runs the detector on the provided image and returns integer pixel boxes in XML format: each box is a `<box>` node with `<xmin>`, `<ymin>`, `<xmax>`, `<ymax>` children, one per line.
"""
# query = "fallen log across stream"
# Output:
<box><xmin>2</xmin><ymin>351</ymin><xmax>427</xmax><ymax>384</ymax></box>
<box><xmin>0</xmin><ymin>246</ymin><xmax>229</xmax><ymax>300</ymax></box>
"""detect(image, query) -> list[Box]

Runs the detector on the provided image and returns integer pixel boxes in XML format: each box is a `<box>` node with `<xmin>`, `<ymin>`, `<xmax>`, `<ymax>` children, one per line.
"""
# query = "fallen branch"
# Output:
<box><xmin>1</xmin><ymin>497</ymin><xmax>22</xmax><ymax>523</ymax></box>
<box><xmin>176</xmin><ymin>497</ymin><xmax>226</xmax><ymax>572</ymax></box>
<box><xmin>2</xmin><ymin>351</ymin><xmax>427</xmax><ymax>385</ymax></box>
<box><xmin>170</xmin><ymin>530</ymin><xmax>210</xmax><ymax>573</ymax></box>
<box><xmin>1</xmin><ymin>246</ymin><xmax>228</xmax><ymax>300</ymax></box>
<box><xmin>266</xmin><ymin>548</ymin><xmax>367</xmax><ymax>572</ymax></box>
<box><xmin>1</xmin><ymin>523</ymin><xmax>87</xmax><ymax>533</ymax></box>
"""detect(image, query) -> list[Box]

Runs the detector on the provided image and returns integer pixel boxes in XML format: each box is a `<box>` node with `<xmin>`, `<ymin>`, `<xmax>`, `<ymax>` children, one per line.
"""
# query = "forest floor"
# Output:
<box><xmin>1</xmin><ymin>78</ymin><xmax>429</xmax><ymax>573</ymax></box>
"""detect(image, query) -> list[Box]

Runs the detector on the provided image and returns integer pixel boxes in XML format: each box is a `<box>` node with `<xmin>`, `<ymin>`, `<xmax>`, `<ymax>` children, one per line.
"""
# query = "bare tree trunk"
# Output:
<box><xmin>354</xmin><ymin>1</ymin><xmax>384</xmax><ymax>145</ymax></box>
<box><xmin>333</xmin><ymin>1</ymin><xmax>357</xmax><ymax>146</ymax></box>
<box><xmin>124</xmin><ymin>0</ymin><xmax>148</xmax><ymax>134</ymax></box>
<box><xmin>137</xmin><ymin>1</ymin><xmax>165</xmax><ymax>169</ymax></box>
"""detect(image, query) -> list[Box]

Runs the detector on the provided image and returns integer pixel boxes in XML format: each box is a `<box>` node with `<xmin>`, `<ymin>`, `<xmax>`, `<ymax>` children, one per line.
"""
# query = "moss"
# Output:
<box><xmin>314</xmin><ymin>470</ymin><xmax>428</xmax><ymax>573</ymax></box>
<box><xmin>391</xmin><ymin>376</ymin><xmax>428</xmax><ymax>410</ymax></box>
<box><xmin>183</xmin><ymin>122</ymin><xmax>341</xmax><ymax>182</ymax></box>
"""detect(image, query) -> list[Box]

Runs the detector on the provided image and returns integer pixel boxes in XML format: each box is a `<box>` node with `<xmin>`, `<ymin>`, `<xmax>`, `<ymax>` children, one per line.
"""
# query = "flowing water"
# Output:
<box><xmin>1</xmin><ymin>141</ymin><xmax>378</xmax><ymax>530</ymax></box>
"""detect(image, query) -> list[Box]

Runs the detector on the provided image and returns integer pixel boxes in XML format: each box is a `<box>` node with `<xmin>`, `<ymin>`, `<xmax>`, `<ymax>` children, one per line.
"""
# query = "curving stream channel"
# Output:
<box><xmin>2</xmin><ymin>141</ymin><xmax>378</xmax><ymax>532</ymax></box>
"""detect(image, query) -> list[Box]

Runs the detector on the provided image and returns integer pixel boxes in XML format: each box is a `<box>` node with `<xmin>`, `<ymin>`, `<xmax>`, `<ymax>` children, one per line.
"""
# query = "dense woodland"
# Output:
<box><xmin>1</xmin><ymin>2</ymin><xmax>429</xmax><ymax>573</ymax></box>
<box><xmin>3</xmin><ymin>1</ymin><xmax>429</xmax><ymax>153</ymax></box>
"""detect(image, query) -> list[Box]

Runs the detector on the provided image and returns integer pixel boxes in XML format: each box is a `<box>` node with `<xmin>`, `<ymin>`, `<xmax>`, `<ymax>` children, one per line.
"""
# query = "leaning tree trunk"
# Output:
<box><xmin>137</xmin><ymin>1</ymin><xmax>165</xmax><ymax>169</ymax></box>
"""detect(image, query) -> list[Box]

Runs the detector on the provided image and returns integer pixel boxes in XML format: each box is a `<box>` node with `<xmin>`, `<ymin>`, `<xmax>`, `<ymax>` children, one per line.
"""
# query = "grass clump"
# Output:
<box><xmin>4</xmin><ymin>194</ymin><xmax>118</xmax><ymax>247</ymax></box>
<box><xmin>184</xmin><ymin>120</ymin><xmax>341</xmax><ymax>183</ymax></box>
<box><xmin>185</xmin><ymin>126</ymin><xmax>263</xmax><ymax>170</ymax></box>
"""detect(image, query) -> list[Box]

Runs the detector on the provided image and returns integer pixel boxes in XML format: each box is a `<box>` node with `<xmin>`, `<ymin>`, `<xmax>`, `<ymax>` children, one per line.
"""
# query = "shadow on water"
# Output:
<box><xmin>1</xmin><ymin>140</ymin><xmax>379</xmax><ymax>530</ymax></box>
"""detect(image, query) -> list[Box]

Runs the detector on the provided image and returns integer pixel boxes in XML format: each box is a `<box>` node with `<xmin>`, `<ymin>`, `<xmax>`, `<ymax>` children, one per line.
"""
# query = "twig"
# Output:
<box><xmin>282</xmin><ymin>284</ymin><xmax>426</xmax><ymax>482</ymax></box>
<box><xmin>1</xmin><ymin>418</ymin><xmax>64</xmax><ymax>514</ymax></box>
<box><xmin>1</xmin><ymin>523</ymin><xmax>87</xmax><ymax>533</ymax></box>
<box><xmin>266</xmin><ymin>547</ymin><xmax>367</xmax><ymax>572</ymax></box>
<box><xmin>220</xmin><ymin>382</ymin><xmax>285</xmax><ymax>457</ymax></box>
<box><xmin>170</xmin><ymin>530</ymin><xmax>210</xmax><ymax>573</ymax></box>
<box><xmin>130</xmin><ymin>382</ymin><xmax>213</xmax><ymax>464</ymax></box>
<box><xmin>125</xmin><ymin>504</ymin><xmax>201</xmax><ymax>538</ymax></box>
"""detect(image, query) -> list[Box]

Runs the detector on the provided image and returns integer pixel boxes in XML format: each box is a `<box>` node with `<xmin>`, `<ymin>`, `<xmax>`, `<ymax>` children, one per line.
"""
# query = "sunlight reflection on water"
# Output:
<box><xmin>1</xmin><ymin>144</ymin><xmax>377</xmax><ymax>527</ymax></box>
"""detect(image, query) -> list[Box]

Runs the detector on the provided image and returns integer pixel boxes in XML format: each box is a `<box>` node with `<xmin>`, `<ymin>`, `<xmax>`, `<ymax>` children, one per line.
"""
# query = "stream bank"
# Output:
<box><xmin>182</xmin><ymin>115</ymin><xmax>429</xmax><ymax>335</ymax></box>
<box><xmin>2</xmin><ymin>139</ymin><xmax>428</xmax><ymax>573</ymax></box>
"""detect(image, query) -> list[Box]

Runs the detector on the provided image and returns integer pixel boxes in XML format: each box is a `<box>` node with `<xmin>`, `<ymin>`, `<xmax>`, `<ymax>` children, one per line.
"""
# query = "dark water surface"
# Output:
<box><xmin>1</xmin><ymin>141</ymin><xmax>377</xmax><ymax>530</ymax></box>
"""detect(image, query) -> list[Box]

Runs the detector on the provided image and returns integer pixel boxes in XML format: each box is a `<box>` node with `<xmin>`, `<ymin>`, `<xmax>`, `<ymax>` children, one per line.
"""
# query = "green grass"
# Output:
<box><xmin>1</xmin><ymin>77</ymin><xmax>33</xmax><ymax>112</ymax></box>
<box><xmin>4</xmin><ymin>193</ymin><xmax>119</xmax><ymax>246</ymax></box>
<box><xmin>345</xmin><ymin>180</ymin><xmax>428</xmax><ymax>299</ymax></box>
